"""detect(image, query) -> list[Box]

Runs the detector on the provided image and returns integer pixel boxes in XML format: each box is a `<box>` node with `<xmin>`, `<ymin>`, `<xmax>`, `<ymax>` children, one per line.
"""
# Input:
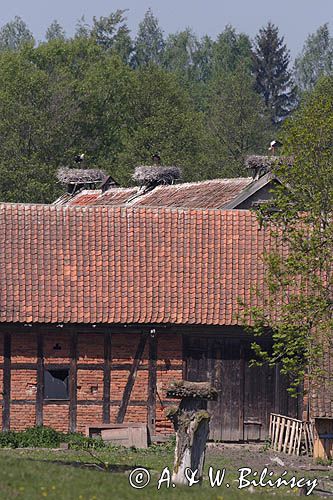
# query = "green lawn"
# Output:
<box><xmin>0</xmin><ymin>446</ymin><xmax>324</xmax><ymax>499</ymax></box>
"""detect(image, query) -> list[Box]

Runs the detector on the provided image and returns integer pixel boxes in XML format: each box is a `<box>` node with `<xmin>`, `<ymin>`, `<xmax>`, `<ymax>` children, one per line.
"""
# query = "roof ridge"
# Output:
<box><xmin>0</xmin><ymin>202</ymin><xmax>256</xmax><ymax>215</ymax></box>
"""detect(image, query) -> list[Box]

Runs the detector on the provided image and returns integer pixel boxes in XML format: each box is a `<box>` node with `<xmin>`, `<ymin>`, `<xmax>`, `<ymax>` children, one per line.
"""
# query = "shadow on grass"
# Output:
<box><xmin>23</xmin><ymin>456</ymin><xmax>148</xmax><ymax>474</ymax></box>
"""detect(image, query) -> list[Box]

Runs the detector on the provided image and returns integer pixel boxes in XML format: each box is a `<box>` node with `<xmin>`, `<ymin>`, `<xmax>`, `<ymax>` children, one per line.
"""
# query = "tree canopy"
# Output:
<box><xmin>294</xmin><ymin>24</ymin><xmax>333</xmax><ymax>93</ymax></box>
<box><xmin>0</xmin><ymin>16</ymin><xmax>34</xmax><ymax>51</ymax></box>
<box><xmin>0</xmin><ymin>12</ymin><xmax>323</xmax><ymax>203</ymax></box>
<box><xmin>247</xmin><ymin>75</ymin><xmax>333</xmax><ymax>393</ymax></box>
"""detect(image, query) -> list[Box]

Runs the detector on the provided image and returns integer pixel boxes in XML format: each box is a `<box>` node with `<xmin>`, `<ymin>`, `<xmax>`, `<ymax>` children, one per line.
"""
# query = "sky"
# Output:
<box><xmin>1</xmin><ymin>0</ymin><xmax>333</xmax><ymax>60</ymax></box>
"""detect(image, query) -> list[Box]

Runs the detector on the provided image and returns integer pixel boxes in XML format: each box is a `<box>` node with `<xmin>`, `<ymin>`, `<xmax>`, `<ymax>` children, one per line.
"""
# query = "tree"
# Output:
<box><xmin>253</xmin><ymin>22</ymin><xmax>295</xmax><ymax>124</ymax></box>
<box><xmin>133</xmin><ymin>8</ymin><xmax>164</xmax><ymax>67</ymax></box>
<box><xmin>0</xmin><ymin>41</ymin><xmax>131</xmax><ymax>202</ymax></box>
<box><xmin>90</xmin><ymin>10</ymin><xmax>132</xmax><ymax>63</ymax></box>
<box><xmin>163</xmin><ymin>30</ymin><xmax>216</xmax><ymax>112</ymax></box>
<box><xmin>206</xmin><ymin>64</ymin><xmax>272</xmax><ymax>176</ymax></box>
<box><xmin>294</xmin><ymin>24</ymin><xmax>333</xmax><ymax>93</ymax></box>
<box><xmin>75</xmin><ymin>15</ymin><xmax>90</xmax><ymax>39</ymax></box>
<box><xmin>163</xmin><ymin>29</ymin><xmax>200</xmax><ymax>79</ymax></box>
<box><xmin>247</xmin><ymin>76</ymin><xmax>333</xmax><ymax>394</ymax></box>
<box><xmin>45</xmin><ymin>20</ymin><xmax>66</xmax><ymax>42</ymax></box>
<box><xmin>117</xmin><ymin>65</ymin><xmax>210</xmax><ymax>183</ymax></box>
<box><xmin>211</xmin><ymin>25</ymin><xmax>252</xmax><ymax>77</ymax></box>
<box><xmin>0</xmin><ymin>50</ymin><xmax>61</xmax><ymax>202</ymax></box>
<box><xmin>0</xmin><ymin>16</ymin><xmax>34</xmax><ymax>51</ymax></box>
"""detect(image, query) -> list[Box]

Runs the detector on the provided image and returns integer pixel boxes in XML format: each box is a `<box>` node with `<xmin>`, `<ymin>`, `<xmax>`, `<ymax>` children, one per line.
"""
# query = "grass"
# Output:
<box><xmin>0</xmin><ymin>445</ymin><xmax>324</xmax><ymax>499</ymax></box>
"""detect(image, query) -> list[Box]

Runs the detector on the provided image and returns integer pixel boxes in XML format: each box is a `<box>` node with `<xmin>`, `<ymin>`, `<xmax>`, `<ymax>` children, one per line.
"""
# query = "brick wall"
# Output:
<box><xmin>0</xmin><ymin>327</ymin><xmax>183</xmax><ymax>434</ymax></box>
<box><xmin>11</xmin><ymin>331</ymin><xmax>37</xmax><ymax>430</ymax></box>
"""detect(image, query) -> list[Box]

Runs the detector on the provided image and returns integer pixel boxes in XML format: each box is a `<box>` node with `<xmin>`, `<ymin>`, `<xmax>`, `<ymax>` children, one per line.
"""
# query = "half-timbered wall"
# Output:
<box><xmin>0</xmin><ymin>326</ymin><xmax>182</xmax><ymax>435</ymax></box>
<box><xmin>0</xmin><ymin>325</ymin><xmax>302</xmax><ymax>440</ymax></box>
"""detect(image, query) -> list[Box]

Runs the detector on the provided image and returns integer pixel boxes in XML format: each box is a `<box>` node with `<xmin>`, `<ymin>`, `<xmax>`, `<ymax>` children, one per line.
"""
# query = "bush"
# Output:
<box><xmin>63</xmin><ymin>432</ymin><xmax>107</xmax><ymax>450</ymax></box>
<box><xmin>0</xmin><ymin>426</ymin><xmax>108</xmax><ymax>449</ymax></box>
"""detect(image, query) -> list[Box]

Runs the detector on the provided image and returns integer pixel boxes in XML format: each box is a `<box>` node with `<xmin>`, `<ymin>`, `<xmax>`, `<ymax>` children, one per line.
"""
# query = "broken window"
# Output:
<box><xmin>44</xmin><ymin>369</ymin><xmax>69</xmax><ymax>400</ymax></box>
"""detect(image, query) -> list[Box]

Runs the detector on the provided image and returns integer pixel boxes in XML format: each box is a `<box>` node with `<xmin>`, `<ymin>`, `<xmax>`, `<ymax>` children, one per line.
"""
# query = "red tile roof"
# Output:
<box><xmin>61</xmin><ymin>178</ymin><xmax>253</xmax><ymax>209</ymax></box>
<box><xmin>0</xmin><ymin>203</ymin><xmax>270</xmax><ymax>326</ymax></box>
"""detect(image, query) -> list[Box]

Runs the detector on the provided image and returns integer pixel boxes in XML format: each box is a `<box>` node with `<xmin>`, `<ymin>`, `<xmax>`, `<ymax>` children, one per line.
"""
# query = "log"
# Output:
<box><xmin>166</xmin><ymin>401</ymin><xmax>210</xmax><ymax>485</ymax></box>
<box><xmin>166</xmin><ymin>381</ymin><xmax>217</xmax><ymax>486</ymax></box>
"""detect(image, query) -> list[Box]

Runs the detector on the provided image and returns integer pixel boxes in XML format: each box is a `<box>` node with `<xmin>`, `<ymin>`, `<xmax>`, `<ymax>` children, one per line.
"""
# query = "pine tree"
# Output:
<box><xmin>253</xmin><ymin>22</ymin><xmax>295</xmax><ymax>124</ymax></box>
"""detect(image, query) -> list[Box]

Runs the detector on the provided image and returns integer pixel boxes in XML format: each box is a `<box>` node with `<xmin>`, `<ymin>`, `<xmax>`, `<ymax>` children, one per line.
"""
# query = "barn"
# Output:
<box><xmin>0</xmin><ymin>199</ymin><xmax>300</xmax><ymax>441</ymax></box>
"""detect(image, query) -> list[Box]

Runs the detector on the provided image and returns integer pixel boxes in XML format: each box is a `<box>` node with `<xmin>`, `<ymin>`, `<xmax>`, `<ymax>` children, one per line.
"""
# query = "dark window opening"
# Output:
<box><xmin>44</xmin><ymin>369</ymin><xmax>69</xmax><ymax>400</ymax></box>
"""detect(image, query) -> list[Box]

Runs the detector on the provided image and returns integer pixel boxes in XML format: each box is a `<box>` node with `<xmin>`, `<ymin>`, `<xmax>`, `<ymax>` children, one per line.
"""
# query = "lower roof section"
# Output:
<box><xmin>0</xmin><ymin>204</ymin><xmax>275</xmax><ymax>326</ymax></box>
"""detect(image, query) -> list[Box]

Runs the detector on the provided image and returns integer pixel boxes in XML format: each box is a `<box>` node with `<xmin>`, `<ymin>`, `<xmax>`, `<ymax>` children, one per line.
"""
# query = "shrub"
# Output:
<box><xmin>0</xmin><ymin>426</ymin><xmax>108</xmax><ymax>449</ymax></box>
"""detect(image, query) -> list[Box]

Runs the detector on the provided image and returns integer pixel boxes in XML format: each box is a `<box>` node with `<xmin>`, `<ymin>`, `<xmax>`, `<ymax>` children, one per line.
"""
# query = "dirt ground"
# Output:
<box><xmin>207</xmin><ymin>443</ymin><xmax>333</xmax><ymax>496</ymax></box>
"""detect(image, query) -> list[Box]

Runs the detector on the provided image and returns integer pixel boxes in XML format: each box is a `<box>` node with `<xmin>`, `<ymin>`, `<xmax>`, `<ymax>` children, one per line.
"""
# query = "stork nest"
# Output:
<box><xmin>245</xmin><ymin>155</ymin><xmax>294</xmax><ymax>171</ymax></box>
<box><xmin>56</xmin><ymin>167</ymin><xmax>107</xmax><ymax>185</ymax></box>
<box><xmin>132</xmin><ymin>165</ymin><xmax>181</xmax><ymax>186</ymax></box>
<box><xmin>166</xmin><ymin>380</ymin><xmax>218</xmax><ymax>400</ymax></box>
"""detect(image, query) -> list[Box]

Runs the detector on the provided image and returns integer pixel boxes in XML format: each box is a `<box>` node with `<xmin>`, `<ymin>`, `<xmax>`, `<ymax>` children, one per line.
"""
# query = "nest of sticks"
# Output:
<box><xmin>132</xmin><ymin>165</ymin><xmax>181</xmax><ymax>186</ymax></box>
<box><xmin>245</xmin><ymin>155</ymin><xmax>294</xmax><ymax>171</ymax></box>
<box><xmin>56</xmin><ymin>167</ymin><xmax>107</xmax><ymax>185</ymax></box>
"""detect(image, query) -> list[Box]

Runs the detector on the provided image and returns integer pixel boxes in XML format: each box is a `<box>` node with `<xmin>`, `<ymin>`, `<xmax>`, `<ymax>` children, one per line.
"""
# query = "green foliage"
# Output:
<box><xmin>294</xmin><ymin>24</ymin><xmax>333</xmax><ymax>93</ymax></box>
<box><xmin>0</xmin><ymin>15</ymin><xmax>299</xmax><ymax>202</ymax></box>
<box><xmin>75</xmin><ymin>15</ymin><xmax>90</xmax><ymax>39</ymax></box>
<box><xmin>0</xmin><ymin>16</ymin><xmax>34</xmax><ymax>51</ymax></box>
<box><xmin>90</xmin><ymin>10</ymin><xmax>133</xmax><ymax>63</ymax></box>
<box><xmin>207</xmin><ymin>64</ymin><xmax>272</xmax><ymax>176</ymax></box>
<box><xmin>211</xmin><ymin>25</ymin><xmax>252</xmax><ymax>78</ymax></box>
<box><xmin>253</xmin><ymin>22</ymin><xmax>295</xmax><ymax>124</ymax></box>
<box><xmin>45</xmin><ymin>20</ymin><xmax>66</xmax><ymax>43</ymax></box>
<box><xmin>117</xmin><ymin>65</ymin><xmax>210</xmax><ymax>183</ymax></box>
<box><xmin>0</xmin><ymin>426</ymin><xmax>108</xmax><ymax>449</ymax></box>
<box><xmin>133</xmin><ymin>9</ymin><xmax>165</xmax><ymax>67</ymax></box>
<box><xmin>247</xmin><ymin>75</ymin><xmax>333</xmax><ymax>393</ymax></box>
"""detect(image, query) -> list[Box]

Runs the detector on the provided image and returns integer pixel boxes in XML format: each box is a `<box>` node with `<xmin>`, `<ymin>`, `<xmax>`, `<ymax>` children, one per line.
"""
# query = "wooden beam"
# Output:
<box><xmin>147</xmin><ymin>333</ymin><xmax>157</xmax><ymax>438</ymax></box>
<box><xmin>239</xmin><ymin>344</ymin><xmax>245</xmax><ymax>441</ymax></box>
<box><xmin>2</xmin><ymin>333</ymin><xmax>11</xmax><ymax>431</ymax></box>
<box><xmin>103</xmin><ymin>332</ymin><xmax>111</xmax><ymax>424</ymax></box>
<box><xmin>116</xmin><ymin>333</ymin><xmax>148</xmax><ymax>424</ymax></box>
<box><xmin>274</xmin><ymin>363</ymin><xmax>280</xmax><ymax>413</ymax></box>
<box><xmin>69</xmin><ymin>331</ymin><xmax>78</xmax><ymax>432</ymax></box>
<box><xmin>36</xmin><ymin>333</ymin><xmax>44</xmax><ymax>426</ymax></box>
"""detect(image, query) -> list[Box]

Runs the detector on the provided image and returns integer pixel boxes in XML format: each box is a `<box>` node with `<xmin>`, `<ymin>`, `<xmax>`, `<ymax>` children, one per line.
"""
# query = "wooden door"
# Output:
<box><xmin>184</xmin><ymin>334</ymin><xmax>300</xmax><ymax>442</ymax></box>
<box><xmin>208</xmin><ymin>340</ymin><xmax>242</xmax><ymax>441</ymax></box>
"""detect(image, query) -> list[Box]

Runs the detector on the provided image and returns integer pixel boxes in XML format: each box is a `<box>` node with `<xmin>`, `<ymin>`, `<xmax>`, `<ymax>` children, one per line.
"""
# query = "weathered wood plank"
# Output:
<box><xmin>2</xmin><ymin>333</ymin><xmax>11</xmax><ymax>431</ymax></box>
<box><xmin>69</xmin><ymin>331</ymin><xmax>78</xmax><ymax>432</ymax></box>
<box><xmin>103</xmin><ymin>332</ymin><xmax>111</xmax><ymax>424</ymax></box>
<box><xmin>36</xmin><ymin>333</ymin><xmax>44</xmax><ymax>426</ymax></box>
<box><xmin>147</xmin><ymin>333</ymin><xmax>157</xmax><ymax>438</ymax></box>
<box><xmin>239</xmin><ymin>345</ymin><xmax>245</xmax><ymax>441</ymax></box>
<box><xmin>283</xmin><ymin>419</ymin><xmax>291</xmax><ymax>454</ymax></box>
<box><xmin>116</xmin><ymin>333</ymin><xmax>148</xmax><ymax>424</ymax></box>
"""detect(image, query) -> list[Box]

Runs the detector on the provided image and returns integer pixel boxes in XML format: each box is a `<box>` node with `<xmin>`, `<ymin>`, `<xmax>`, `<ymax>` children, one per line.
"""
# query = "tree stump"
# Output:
<box><xmin>166</xmin><ymin>380</ymin><xmax>218</xmax><ymax>486</ymax></box>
